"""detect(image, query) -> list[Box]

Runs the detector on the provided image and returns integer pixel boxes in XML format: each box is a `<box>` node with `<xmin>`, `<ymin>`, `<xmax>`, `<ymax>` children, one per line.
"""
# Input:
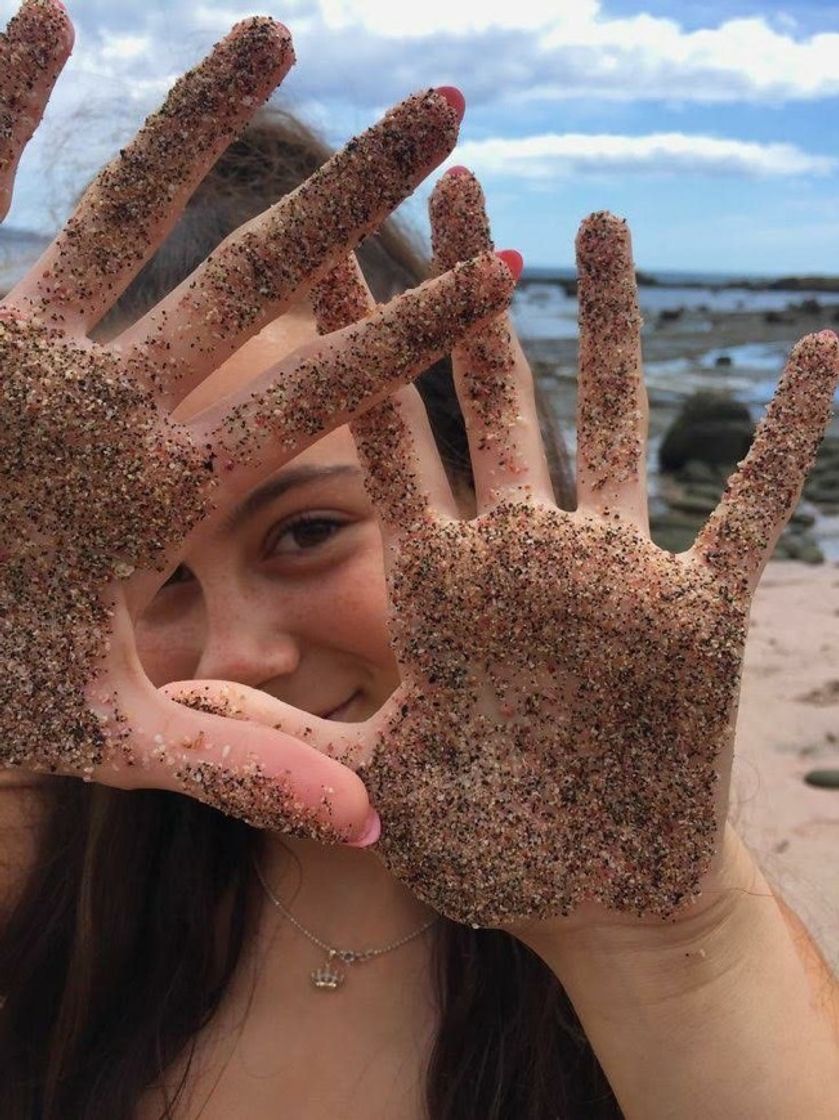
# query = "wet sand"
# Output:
<box><xmin>734</xmin><ymin>561</ymin><xmax>839</xmax><ymax>971</ymax></box>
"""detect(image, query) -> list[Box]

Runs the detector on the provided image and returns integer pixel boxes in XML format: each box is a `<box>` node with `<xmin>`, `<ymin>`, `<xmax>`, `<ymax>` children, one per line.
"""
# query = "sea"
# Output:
<box><xmin>512</xmin><ymin>266</ymin><xmax>839</xmax><ymax>407</ymax></box>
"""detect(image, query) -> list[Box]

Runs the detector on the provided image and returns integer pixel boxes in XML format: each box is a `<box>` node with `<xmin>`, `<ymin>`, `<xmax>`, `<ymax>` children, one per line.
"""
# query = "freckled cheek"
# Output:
<box><xmin>307</xmin><ymin>551</ymin><xmax>398</xmax><ymax>693</ymax></box>
<box><xmin>134</xmin><ymin>613</ymin><xmax>204</xmax><ymax>687</ymax></box>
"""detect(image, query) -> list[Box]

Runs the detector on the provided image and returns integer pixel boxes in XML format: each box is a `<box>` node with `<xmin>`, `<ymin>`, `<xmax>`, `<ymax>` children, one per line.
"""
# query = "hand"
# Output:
<box><xmin>195</xmin><ymin>168</ymin><xmax>839</xmax><ymax>927</ymax></box>
<box><xmin>0</xmin><ymin>2</ymin><xmax>515</xmax><ymax>845</ymax></box>
<box><xmin>372</xmin><ymin>175</ymin><xmax>839</xmax><ymax>930</ymax></box>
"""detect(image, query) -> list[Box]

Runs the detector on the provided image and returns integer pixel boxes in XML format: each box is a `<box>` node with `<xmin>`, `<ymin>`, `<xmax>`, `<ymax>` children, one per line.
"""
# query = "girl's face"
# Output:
<box><xmin>135</xmin><ymin>311</ymin><xmax>399</xmax><ymax>723</ymax></box>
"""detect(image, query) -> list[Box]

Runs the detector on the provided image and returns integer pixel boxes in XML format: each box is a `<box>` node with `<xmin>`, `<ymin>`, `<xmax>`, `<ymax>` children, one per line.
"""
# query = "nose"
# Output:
<box><xmin>193</xmin><ymin>587</ymin><xmax>301</xmax><ymax>688</ymax></box>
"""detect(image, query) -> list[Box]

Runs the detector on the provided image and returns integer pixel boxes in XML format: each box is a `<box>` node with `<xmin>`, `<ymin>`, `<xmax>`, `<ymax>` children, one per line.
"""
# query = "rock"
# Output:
<box><xmin>649</xmin><ymin>523</ymin><xmax>698</xmax><ymax>554</ymax></box>
<box><xmin>669</xmin><ymin>492</ymin><xmax>718</xmax><ymax>516</ymax></box>
<box><xmin>676</xmin><ymin>459</ymin><xmax>724</xmax><ymax>484</ymax></box>
<box><xmin>794</xmin><ymin>297</ymin><xmax>823</xmax><ymax>315</ymax></box>
<box><xmin>805</xmin><ymin>482</ymin><xmax>839</xmax><ymax>507</ymax></box>
<box><xmin>659</xmin><ymin>390</ymin><xmax>754</xmax><ymax>473</ymax></box>
<box><xmin>651</xmin><ymin>509</ymin><xmax>705</xmax><ymax>531</ymax></box>
<box><xmin>765</xmin><ymin>310</ymin><xmax>792</xmax><ymax>324</ymax></box>
<box><xmin>795</xmin><ymin>540</ymin><xmax>825</xmax><ymax>565</ymax></box>
<box><xmin>657</xmin><ymin>307</ymin><xmax>684</xmax><ymax>325</ymax></box>
<box><xmin>714</xmin><ymin>354</ymin><xmax>733</xmax><ymax>367</ymax></box>
<box><xmin>779</xmin><ymin>533</ymin><xmax>824</xmax><ymax>564</ymax></box>
<box><xmin>789</xmin><ymin>508</ymin><xmax>817</xmax><ymax>528</ymax></box>
<box><xmin>803</xmin><ymin>769</ymin><xmax>839</xmax><ymax>789</ymax></box>
<box><xmin>682</xmin><ymin>481</ymin><xmax>728</xmax><ymax>501</ymax></box>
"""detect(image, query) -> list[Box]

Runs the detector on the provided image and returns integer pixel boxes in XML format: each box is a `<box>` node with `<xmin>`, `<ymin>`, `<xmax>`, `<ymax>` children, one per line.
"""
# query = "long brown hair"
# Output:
<box><xmin>0</xmin><ymin>108</ymin><xmax>621</xmax><ymax>1119</ymax></box>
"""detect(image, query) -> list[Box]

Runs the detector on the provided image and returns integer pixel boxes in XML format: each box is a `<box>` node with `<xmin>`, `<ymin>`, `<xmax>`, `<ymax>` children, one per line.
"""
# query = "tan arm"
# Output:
<box><xmin>520</xmin><ymin>825</ymin><xmax>839</xmax><ymax>1120</ymax></box>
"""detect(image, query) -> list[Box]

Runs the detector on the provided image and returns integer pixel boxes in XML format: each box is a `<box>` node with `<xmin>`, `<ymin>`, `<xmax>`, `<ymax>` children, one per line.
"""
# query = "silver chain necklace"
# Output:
<box><xmin>253</xmin><ymin>855</ymin><xmax>439</xmax><ymax>992</ymax></box>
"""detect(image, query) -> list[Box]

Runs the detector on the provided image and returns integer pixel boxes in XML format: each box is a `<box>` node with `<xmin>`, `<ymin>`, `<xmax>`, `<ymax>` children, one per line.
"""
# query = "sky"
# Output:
<box><xmin>3</xmin><ymin>0</ymin><xmax>839</xmax><ymax>275</ymax></box>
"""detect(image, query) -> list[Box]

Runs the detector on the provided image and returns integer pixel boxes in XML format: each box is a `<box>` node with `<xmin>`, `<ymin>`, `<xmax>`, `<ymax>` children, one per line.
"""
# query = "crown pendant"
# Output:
<box><xmin>310</xmin><ymin>949</ymin><xmax>348</xmax><ymax>991</ymax></box>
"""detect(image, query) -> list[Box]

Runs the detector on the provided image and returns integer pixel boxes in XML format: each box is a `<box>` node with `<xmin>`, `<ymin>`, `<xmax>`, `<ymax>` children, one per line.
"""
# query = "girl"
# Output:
<box><xmin>1</xmin><ymin>3</ymin><xmax>837</xmax><ymax>1118</ymax></box>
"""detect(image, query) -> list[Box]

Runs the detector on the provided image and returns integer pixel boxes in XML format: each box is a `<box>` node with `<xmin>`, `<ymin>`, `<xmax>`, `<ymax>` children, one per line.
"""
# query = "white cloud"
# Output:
<box><xmin>316</xmin><ymin>0</ymin><xmax>599</xmax><ymax>36</ymax></box>
<box><xmin>5</xmin><ymin>0</ymin><xmax>839</xmax><ymax>108</ymax></box>
<box><xmin>449</xmin><ymin>132</ymin><xmax>837</xmax><ymax>178</ymax></box>
<box><xmin>99</xmin><ymin>33</ymin><xmax>151</xmax><ymax>61</ymax></box>
<box><xmin>277</xmin><ymin>4</ymin><xmax>839</xmax><ymax>107</ymax></box>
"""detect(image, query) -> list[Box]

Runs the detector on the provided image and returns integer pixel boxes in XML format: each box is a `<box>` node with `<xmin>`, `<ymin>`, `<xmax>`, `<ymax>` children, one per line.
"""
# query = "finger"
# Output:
<box><xmin>4</xmin><ymin>17</ymin><xmax>294</xmax><ymax>332</ymax></box>
<box><xmin>0</xmin><ymin>0</ymin><xmax>73</xmax><ymax>222</ymax></box>
<box><xmin>184</xmin><ymin>252</ymin><xmax>515</xmax><ymax>503</ymax></box>
<box><xmin>430</xmin><ymin>167</ymin><xmax>553</xmax><ymax>510</ymax></box>
<box><xmin>161</xmin><ymin>679</ymin><xmax>370</xmax><ymax>770</ymax></box>
<box><xmin>310</xmin><ymin>255</ymin><xmax>459</xmax><ymax>524</ymax></box>
<box><xmin>575</xmin><ymin>211</ymin><xmax>648</xmax><ymax>530</ymax></box>
<box><xmin>105</xmin><ymin>677</ymin><xmax>375</xmax><ymax>844</ymax></box>
<box><xmin>691</xmin><ymin>330</ymin><xmax>839</xmax><ymax>595</ymax></box>
<box><xmin>115</xmin><ymin>88</ymin><xmax>465</xmax><ymax>407</ymax></box>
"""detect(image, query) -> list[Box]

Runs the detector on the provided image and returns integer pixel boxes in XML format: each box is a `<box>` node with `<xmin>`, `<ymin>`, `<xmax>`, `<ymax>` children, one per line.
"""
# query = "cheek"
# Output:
<box><xmin>304</xmin><ymin>547</ymin><xmax>395</xmax><ymax>670</ymax></box>
<box><xmin>134</xmin><ymin>610</ymin><xmax>204</xmax><ymax>687</ymax></box>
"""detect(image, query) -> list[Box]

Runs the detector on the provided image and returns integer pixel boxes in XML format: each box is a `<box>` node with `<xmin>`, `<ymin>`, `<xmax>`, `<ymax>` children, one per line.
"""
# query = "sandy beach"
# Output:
<box><xmin>734</xmin><ymin>561</ymin><xmax>839</xmax><ymax>971</ymax></box>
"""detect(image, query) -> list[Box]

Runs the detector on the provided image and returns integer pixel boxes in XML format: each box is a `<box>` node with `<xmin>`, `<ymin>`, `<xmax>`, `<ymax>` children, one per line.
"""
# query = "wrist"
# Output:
<box><xmin>512</xmin><ymin>826</ymin><xmax>839</xmax><ymax>1120</ymax></box>
<box><xmin>511</xmin><ymin>822</ymin><xmax>765</xmax><ymax>996</ymax></box>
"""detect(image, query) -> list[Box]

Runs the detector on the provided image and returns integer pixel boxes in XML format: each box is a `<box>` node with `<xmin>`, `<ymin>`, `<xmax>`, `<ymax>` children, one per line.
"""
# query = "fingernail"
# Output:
<box><xmin>435</xmin><ymin>86</ymin><xmax>466</xmax><ymax>122</ymax></box>
<box><xmin>445</xmin><ymin>165</ymin><xmax>471</xmax><ymax>177</ymax></box>
<box><xmin>346</xmin><ymin>808</ymin><xmax>381</xmax><ymax>848</ymax></box>
<box><xmin>498</xmin><ymin>249</ymin><xmax>524</xmax><ymax>281</ymax></box>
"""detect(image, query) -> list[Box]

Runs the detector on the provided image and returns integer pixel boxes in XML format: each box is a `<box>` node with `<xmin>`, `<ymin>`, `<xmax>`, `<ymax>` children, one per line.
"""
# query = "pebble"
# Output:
<box><xmin>803</xmin><ymin>769</ymin><xmax>839</xmax><ymax>789</ymax></box>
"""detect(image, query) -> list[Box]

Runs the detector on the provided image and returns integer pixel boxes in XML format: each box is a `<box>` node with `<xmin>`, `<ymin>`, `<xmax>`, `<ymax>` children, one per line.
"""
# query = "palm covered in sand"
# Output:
<box><xmin>0</xmin><ymin>3</ymin><xmax>513</xmax><ymax>843</ymax></box>
<box><xmin>286</xmin><ymin>177</ymin><xmax>839</xmax><ymax>927</ymax></box>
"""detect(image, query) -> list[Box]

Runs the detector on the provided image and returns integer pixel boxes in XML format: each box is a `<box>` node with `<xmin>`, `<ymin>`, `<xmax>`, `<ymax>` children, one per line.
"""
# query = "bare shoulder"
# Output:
<box><xmin>772</xmin><ymin>889</ymin><xmax>839</xmax><ymax>1042</ymax></box>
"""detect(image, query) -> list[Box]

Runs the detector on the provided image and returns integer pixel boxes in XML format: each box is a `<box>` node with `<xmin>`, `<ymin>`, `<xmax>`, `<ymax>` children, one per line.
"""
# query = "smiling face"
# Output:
<box><xmin>135</xmin><ymin>309</ymin><xmax>400</xmax><ymax>723</ymax></box>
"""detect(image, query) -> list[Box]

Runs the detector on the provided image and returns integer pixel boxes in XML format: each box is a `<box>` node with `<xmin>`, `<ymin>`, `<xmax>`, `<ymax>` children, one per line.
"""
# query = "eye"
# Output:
<box><xmin>160</xmin><ymin>563</ymin><xmax>195</xmax><ymax>589</ymax></box>
<box><xmin>265</xmin><ymin>514</ymin><xmax>347</xmax><ymax>557</ymax></box>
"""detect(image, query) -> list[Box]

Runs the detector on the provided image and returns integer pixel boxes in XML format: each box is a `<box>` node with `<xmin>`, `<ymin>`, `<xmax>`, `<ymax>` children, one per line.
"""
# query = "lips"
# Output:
<box><xmin>319</xmin><ymin>689</ymin><xmax>361</xmax><ymax>721</ymax></box>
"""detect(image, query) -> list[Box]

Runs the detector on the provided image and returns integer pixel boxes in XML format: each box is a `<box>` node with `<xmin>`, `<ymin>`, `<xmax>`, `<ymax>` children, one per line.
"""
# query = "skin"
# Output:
<box><xmin>135</xmin><ymin>259</ymin><xmax>839</xmax><ymax>1120</ymax></box>
<box><xmin>134</xmin><ymin>311</ymin><xmax>441</xmax><ymax>1120</ymax></box>
<box><xmin>3</xmin><ymin>8</ymin><xmax>836</xmax><ymax>1115</ymax></box>
<box><xmin>0</xmin><ymin>0</ymin><xmax>516</xmax><ymax>843</ymax></box>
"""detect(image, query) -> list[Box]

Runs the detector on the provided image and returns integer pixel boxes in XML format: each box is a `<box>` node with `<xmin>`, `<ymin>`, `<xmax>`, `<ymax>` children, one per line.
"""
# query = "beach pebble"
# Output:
<box><xmin>803</xmin><ymin>769</ymin><xmax>839</xmax><ymax>789</ymax></box>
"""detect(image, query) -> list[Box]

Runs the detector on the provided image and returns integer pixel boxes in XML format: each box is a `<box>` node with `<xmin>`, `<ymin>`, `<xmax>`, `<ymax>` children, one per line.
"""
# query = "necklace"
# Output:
<box><xmin>253</xmin><ymin>856</ymin><xmax>439</xmax><ymax>992</ymax></box>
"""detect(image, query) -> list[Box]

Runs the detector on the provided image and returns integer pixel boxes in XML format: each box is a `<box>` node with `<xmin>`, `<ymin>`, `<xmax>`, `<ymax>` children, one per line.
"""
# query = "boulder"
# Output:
<box><xmin>659</xmin><ymin>391</ymin><xmax>754</xmax><ymax>473</ymax></box>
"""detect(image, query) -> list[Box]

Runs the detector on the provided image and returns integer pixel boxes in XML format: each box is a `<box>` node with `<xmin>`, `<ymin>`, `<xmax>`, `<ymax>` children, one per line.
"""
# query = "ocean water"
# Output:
<box><xmin>512</xmin><ymin>280</ymin><xmax>839</xmax><ymax>410</ymax></box>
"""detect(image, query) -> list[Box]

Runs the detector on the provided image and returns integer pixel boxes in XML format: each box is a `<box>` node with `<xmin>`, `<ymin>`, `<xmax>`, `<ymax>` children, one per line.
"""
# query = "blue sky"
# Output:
<box><xmin>3</xmin><ymin>0</ymin><xmax>839</xmax><ymax>275</ymax></box>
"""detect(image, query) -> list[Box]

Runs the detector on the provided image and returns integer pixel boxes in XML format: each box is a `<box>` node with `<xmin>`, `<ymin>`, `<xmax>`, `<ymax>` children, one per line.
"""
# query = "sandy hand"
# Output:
<box><xmin>0</xmin><ymin>5</ymin><xmax>514</xmax><ymax>845</ymax></box>
<box><xmin>271</xmin><ymin>172</ymin><xmax>839</xmax><ymax>926</ymax></box>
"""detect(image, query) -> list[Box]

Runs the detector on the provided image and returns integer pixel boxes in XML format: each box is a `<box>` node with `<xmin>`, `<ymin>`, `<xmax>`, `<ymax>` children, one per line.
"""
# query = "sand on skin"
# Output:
<box><xmin>0</xmin><ymin>560</ymin><xmax>837</xmax><ymax>959</ymax></box>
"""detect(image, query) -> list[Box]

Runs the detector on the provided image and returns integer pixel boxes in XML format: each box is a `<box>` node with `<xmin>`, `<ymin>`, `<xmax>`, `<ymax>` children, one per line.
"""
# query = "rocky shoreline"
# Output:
<box><xmin>522</xmin><ymin>305</ymin><xmax>839</xmax><ymax>563</ymax></box>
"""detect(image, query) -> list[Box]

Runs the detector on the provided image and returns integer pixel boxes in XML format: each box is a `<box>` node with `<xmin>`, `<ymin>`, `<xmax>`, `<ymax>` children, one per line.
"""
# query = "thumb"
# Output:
<box><xmin>123</xmin><ymin>679</ymin><xmax>378</xmax><ymax>846</ymax></box>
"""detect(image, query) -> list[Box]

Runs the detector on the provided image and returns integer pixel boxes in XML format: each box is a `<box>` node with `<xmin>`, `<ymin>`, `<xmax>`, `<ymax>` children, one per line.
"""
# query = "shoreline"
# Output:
<box><xmin>520</xmin><ymin>267</ymin><xmax>839</xmax><ymax>294</ymax></box>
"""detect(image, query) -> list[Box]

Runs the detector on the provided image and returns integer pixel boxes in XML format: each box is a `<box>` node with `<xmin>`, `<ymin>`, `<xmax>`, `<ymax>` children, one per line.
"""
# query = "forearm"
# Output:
<box><xmin>521</xmin><ymin>827</ymin><xmax>839</xmax><ymax>1120</ymax></box>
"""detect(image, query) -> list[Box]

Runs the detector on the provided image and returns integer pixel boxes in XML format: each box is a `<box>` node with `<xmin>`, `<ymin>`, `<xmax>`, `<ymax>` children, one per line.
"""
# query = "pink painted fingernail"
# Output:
<box><xmin>346</xmin><ymin>808</ymin><xmax>381</xmax><ymax>848</ymax></box>
<box><xmin>446</xmin><ymin>165</ymin><xmax>471</xmax><ymax>177</ymax></box>
<box><xmin>498</xmin><ymin>249</ymin><xmax>524</xmax><ymax>281</ymax></box>
<box><xmin>435</xmin><ymin>86</ymin><xmax>466</xmax><ymax>122</ymax></box>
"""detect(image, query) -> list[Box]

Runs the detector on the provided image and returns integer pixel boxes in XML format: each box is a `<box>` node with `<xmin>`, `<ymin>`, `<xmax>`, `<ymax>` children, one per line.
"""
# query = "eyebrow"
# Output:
<box><xmin>222</xmin><ymin>465</ymin><xmax>362</xmax><ymax>532</ymax></box>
